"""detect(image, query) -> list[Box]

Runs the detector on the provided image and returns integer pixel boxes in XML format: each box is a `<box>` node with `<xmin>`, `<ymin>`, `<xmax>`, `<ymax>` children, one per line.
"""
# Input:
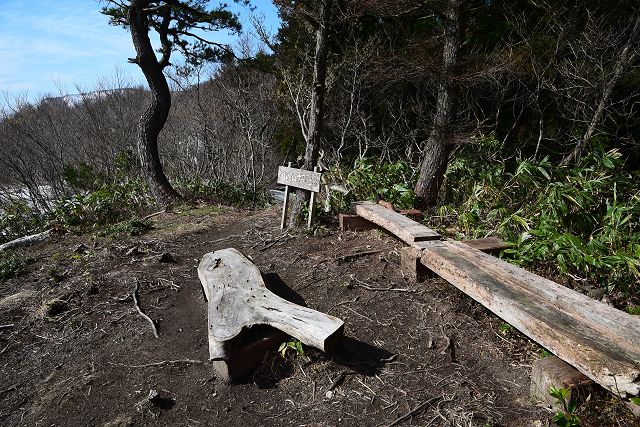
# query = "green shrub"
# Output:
<box><xmin>324</xmin><ymin>158</ymin><xmax>418</xmax><ymax>213</ymax></box>
<box><xmin>100</xmin><ymin>218</ymin><xmax>153</xmax><ymax>237</ymax></box>
<box><xmin>0</xmin><ymin>201</ymin><xmax>47</xmax><ymax>244</ymax></box>
<box><xmin>51</xmin><ymin>180</ymin><xmax>153</xmax><ymax>228</ymax></box>
<box><xmin>176</xmin><ymin>178</ymin><xmax>271</xmax><ymax>208</ymax></box>
<box><xmin>445</xmin><ymin>137</ymin><xmax>640</xmax><ymax>299</ymax></box>
<box><xmin>62</xmin><ymin>162</ymin><xmax>104</xmax><ymax>191</ymax></box>
<box><xmin>0</xmin><ymin>250</ymin><xmax>33</xmax><ymax>280</ymax></box>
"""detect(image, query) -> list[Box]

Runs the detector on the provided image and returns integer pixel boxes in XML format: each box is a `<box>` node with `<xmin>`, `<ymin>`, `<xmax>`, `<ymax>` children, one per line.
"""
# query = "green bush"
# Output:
<box><xmin>62</xmin><ymin>162</ymin><xmax>105</xmax><ymax>191</ymax></box>
<box><xmin>176</xmin><ymin>178</ymin><xmax>271</xmax><ymax>208</ymax></box>
<box><xmin>0</xmin><ymin>201</ymin><xmax>47</xmax><ymax>244</ymax></box>
<box><xmin>100</xmin><ymin>218</ymin><xmax>153</xmax><ymax>237</ymax></box>
<box><xmin>0</xmin><ymin>250</ymin><xmax>33</xmax><ymax>280</ymax></box>
<box><xmin>51</xmin><ymin>180</ymin><xmax>153</xmax><ymax>228</ymax></box>
<box><xmin>444</xmin><ymin>137</ymin><xmax>640</xmax><ymax>299</ymax></box>
<box><xmin>324</xmin><ymin>158</ymin><xmax>418</xmax><ymax>213</ymax></box>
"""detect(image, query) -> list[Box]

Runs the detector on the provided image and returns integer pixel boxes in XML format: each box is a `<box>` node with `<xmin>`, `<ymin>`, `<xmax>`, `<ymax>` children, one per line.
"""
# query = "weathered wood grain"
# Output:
<box><xmin>354</xmin><ymin>202</ymin><xmax>440</xmax><ymax>244</ymax></box>
<box><xmin>418</xmin><ymin>240</ymin><xmax>640</xmax><ymax>397</ymax></box>
<box><xmin>198</xmin><ymin>248</ymin><xmax>344</xmax><ymax>362</ymax></box>
<box><xmin>277</xmin><ymin>166</ymin><xmax>321</xmax><ymax>192</ymax></box>
<box><xmin>461</xmin><ymin>237</ymin><xmax>512</xmax><ymax>253</ymax></box>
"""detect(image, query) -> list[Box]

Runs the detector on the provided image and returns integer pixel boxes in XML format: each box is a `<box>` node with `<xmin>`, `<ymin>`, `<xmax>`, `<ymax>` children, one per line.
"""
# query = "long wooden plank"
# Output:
<box><xmin>418</xmin><ymin>240</ymin><xmax>640</xmax><ymax>397</ymax></box>
<box><xmin>354</xmin><ymin>202</ymin><xmax>440</xmax><ymax>244</ymax></box>
<box><xmin>461</xmin><ymin>237</ymin><xmax>512</xmax><ymax>253</ymax></box>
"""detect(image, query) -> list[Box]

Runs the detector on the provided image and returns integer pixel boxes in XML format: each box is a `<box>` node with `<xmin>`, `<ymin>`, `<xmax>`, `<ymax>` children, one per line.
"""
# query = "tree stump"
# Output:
<box><xmin>198</xmin><ymin>248</ymin><xmax>344</xmax><ymax>380</ymax></box>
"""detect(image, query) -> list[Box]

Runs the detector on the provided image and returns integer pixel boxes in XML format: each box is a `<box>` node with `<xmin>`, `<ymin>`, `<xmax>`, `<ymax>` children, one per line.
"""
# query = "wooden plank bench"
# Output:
<box><xmin>417</xmin><ymin>239</ymin><xmax>640</xmax><ymax>397</ymax></box>
<box><xmin>352</xmin><ymin>204</ymin><xmax>640</xmax><ymax>398</ymax></box>
<box><xmin>353</xmin><ymin>202</ymin><xmax>440</xmax><ymax>244</ymax></box>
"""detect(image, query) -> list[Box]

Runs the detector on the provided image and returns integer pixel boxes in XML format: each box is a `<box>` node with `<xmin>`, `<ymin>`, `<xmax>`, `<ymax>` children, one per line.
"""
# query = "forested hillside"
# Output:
<box><xmin>2</xmin><ymin>0</ymin><xmax>638</xmax><ymax>307</ymax></box>
<box><xmin>1</xmin><ymin>2</ymin><xmax>640</xmax><ymax>424</ymax></box>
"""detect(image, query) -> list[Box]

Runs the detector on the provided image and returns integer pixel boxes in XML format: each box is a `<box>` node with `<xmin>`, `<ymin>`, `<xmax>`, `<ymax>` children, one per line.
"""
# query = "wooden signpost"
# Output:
<box><xmin>278</xmin><ymin>162</ymin><xmax>322</xmax><ymax>229</ymax></box>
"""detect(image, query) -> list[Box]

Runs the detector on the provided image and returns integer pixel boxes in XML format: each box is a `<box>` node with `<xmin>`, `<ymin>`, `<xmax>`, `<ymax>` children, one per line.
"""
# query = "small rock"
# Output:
<box><xmin>601</xmin><ymin>294</ymin><xmax>614</xmax><ymax>306</ymax></box>
<box><xmin>147</xmin><ymin>389</ymin><xmax>176</xmax><ymax>409</ymax></box>
<box><xmin>157</xmin><ymin>253</ymin><xmax>175</xmax><ymax>263</ymax></box>
<box><xmin>325</xmin><ymin>390</ymin><xmax>334</xmax><ymax>399</ymax></box>
<box><xmin>73</xmin><ymin>243</ymin><xmax>89</xmax><ymax>254</ymax></box>
<box><xmin>44</xmin><ymin>299</ymin><xmax>69</xmax><ymax>317</ymax></box>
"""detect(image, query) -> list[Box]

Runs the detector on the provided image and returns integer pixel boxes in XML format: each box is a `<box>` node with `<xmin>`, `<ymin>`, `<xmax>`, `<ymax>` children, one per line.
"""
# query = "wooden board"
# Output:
<box><xmin>354</xmin><ymin>202</ymin><xmax>440</xmax><ymax>244</ymax></box>
<box><xmin>417</xmin><ymin>240</ymin><xmax>640</xmax><ymax>397</ymax></box>
<box><xmin>339</xmin><ymin>214</ymin><xmax>378</xmax><ymax>231</ymax></box>
<box><xmin>277</xmin><ymin>166</ymin><xmax>321</xmax><ymax>192</ymax></box>
<box><xmin>461</xmin><ymin>237</ymin><xmax>512</xmax><ymax>253</ymax></box>
<box><xmin>198</xmin><ymin>248</ymin><xmax>344</xmax><ymax>361</ymax></box>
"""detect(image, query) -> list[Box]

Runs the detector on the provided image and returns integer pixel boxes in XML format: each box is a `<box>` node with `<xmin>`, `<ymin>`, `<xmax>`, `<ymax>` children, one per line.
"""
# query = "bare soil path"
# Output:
<box><xmin>0</xmin><ymin>205</ymin><xmax>632</xmax><ymax>426</ymax></box>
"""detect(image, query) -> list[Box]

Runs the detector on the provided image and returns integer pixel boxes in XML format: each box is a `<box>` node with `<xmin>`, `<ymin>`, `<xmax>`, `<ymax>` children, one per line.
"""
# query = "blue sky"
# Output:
<box><xmin>0</xmin><ymin>0</ymin><xmax>280</xmax><ymax>102</ymax></box>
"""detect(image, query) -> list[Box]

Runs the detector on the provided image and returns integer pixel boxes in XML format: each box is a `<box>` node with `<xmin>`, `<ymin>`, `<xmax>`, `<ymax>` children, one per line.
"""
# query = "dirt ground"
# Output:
<box><xmin>0</xmin><ymin>204</ymin><xmax>636</xmax><ymax>426</ymax></box>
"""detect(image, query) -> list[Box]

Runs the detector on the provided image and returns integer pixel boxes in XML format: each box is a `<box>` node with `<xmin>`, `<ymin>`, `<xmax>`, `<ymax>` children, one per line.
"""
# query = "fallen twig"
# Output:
<box><xmin>383</xmin><ymin>396</ymin><xmax>442</xmax><ymax>427</ymax></box>
<box><xmin>335</xmin><ymin>296</ymin><xmax>359</xmax><ymax>307</ymax></box>
<box><xmin>0</xmin><ymin>324</ymin><xmax>15</xmax><ymax>330</ymax></box>
<box><xmin>109</xmin><ymin>359</ymin><xmax>203</xmax><ymax>368</ymax></box>
<box><xmin>380</xmin><ymin>354</ymin><xmax>398</xmax><ymax>363</ymax></box>
<box><xmin>142</xmin><ymin>209</ymin><xmax>167</xmax><ymax>221</ymax></box>
<box><xmin>350</xmin><ymin>276</ymin><xmax>414</xmax><ymax>293</ymax></box>
<box><xmin>352</xmin><ymin>283</ymin><xmax>414</xmax><ymax>293</ymax></box>
<box><xmin>259</xmin><ymin>233</ymin><xmax>293</xmax><ymax>252</ymax></box>
<box><xmin>439</xmin><ymin>325</ymin><xmax>451</xmax><ymax>355</ymax></box>
<box><xmin>326</xmin><ymin>371</ymin><xmax>354</xmax><ymax>391</ymax></box>
<box><xmin>439</xmin><ymin>325</ymin><xmax>456</xmax><ymax>362</ymax></box>
<box><xmin>0</xmin><ymin>383</ymin><xmax>19</xmax><ymax>396</ymax></box>
<box><xmin>333</xmin><ymin>250</ymin><xmax>382</xmax><ymax>262</ymax></box>
<box><xmin>132</xmin><ymin>282</ymin><xmax>159</xmax><ymax>338</ymax></box>
<box><xmin>0</xmin><ymin>229</ymin><xmax>52</xmax><ymax>252</ymax></box>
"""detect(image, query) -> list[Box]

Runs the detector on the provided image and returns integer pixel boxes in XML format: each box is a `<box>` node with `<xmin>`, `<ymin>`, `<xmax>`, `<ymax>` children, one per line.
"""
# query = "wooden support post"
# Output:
<box><xmin>401</xmin><ymin>246</ymin><xmax>433</xmax><ymax>282</ymax></box>
<box><xmin>307</xmin><ymin>166</ymin><xmax>319</xmax><ymax>229</ymax></box>
<box><xmin>280</xmin><ymin>161</ymin><xmax>292</xmax><ymax>230</ymax></box>
<box><xmin>530</xmin><ymin>356</ymin><xmax>593</xmax><ymax>409</ymax></box>
<box><xmin>339</xmin><ymin>214</ymin><xmax>377</xmax><ymax>232</ymax></box>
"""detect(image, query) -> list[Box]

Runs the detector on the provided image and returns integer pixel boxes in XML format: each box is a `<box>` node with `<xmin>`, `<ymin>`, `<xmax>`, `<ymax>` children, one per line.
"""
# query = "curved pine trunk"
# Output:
<box><xmin>129</xmin><ymin>1</ymin><xmax>180</xmax><ymax>206</ymax></box>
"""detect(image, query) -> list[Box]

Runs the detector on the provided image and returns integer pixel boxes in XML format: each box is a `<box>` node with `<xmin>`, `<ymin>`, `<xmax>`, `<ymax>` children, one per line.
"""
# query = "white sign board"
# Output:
<box><xmin>277</xmin><ymin>166</ymin><xmax>321</xmax><ymax>193</ymax></box>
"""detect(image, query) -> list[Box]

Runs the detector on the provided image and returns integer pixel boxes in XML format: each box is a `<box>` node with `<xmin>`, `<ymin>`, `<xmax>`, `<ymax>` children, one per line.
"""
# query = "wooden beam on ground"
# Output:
<box><xmin>354</xmin><ymin>202</ymin><xmax>440</xmax><ymax>244</ymax></box>
<box><xmin>530</xmin><ymin>356</ymin><xmax>593</xmax><ymax>409</ymax></box>
<box><xmin>404</xmin><ymin>238</ymin><xmax>509</xmax><ymax>282</ymax></box>
<box><xmin>461</xmin><ymin>237</ymin><xmax>512</xmax><ymax>253</ymax></box>
<box><xmin>339</xmin><ymin>214</ymin><xmax>377</xmax><ymax>232</ymax></box>
<box><xmin>417</xmin><ymin>240</ymin><xmax>640</xmax><ymax>398</ymax></box>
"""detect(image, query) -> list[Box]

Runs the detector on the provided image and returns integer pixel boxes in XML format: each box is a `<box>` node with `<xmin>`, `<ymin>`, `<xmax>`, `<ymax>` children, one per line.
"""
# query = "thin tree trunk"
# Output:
<box><xmin>415</xmin><ymin>0</ymin><xmax>460</xmax><ymax>208</ymax></box>
<box><xmin>561</xmin><ymin>12</ymin><xmax>640</xmax><ymax>166</ymax></box>
<box><xmin>289</xmin><ymin>0</ymin><xmax>332</xmax><ymax>226</ymax></box>
<box><xmin>129</xmin><ymin>0</ymin><xmax>180</xmax><ymax>206</ymax></box>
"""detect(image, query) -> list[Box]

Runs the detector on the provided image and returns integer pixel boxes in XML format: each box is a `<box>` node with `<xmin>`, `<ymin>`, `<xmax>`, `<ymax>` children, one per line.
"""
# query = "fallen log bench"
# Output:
<box><xmin>198</xmin><ymin>248</ymin><xmax>344</xmax><ymax>381</ymax></box>
<box><xmin>415</xmin><ymin>240</ymin><xmax>640</xmax><ymax>398</ymax></box>
<box><xmin>350</xmin><ymin>202</ymin><xmax>640</xmax><ymax>399</ymax></box>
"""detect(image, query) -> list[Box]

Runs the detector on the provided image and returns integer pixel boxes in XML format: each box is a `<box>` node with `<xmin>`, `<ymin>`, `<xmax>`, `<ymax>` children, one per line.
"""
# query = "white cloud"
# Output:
<box><xmin>0</xmin><ymin>0</ymin><xmax>140</xmax><ymax>99</ymax></box>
